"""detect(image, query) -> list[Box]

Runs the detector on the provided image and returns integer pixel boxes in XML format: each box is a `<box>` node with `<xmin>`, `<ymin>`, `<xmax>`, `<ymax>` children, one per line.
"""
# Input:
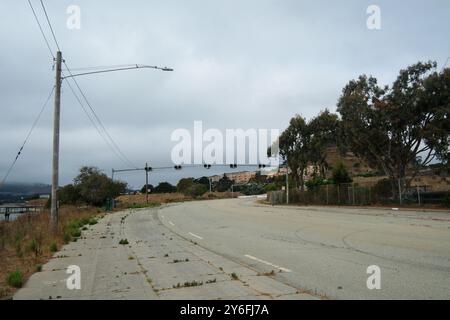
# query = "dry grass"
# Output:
<box><xmin>0</xmin><ymin>205</ymin><xmax>102</xmax><ymax>299</ymax></box>
<box><xmin>115</xmin><ymin>191</ymin><xmax>240</xmax><ymax>208</ymax></box>
<box><xmin>116</xmin><ymin>193</ymin><xmax>190</xmax><ymax>207</ymax></box>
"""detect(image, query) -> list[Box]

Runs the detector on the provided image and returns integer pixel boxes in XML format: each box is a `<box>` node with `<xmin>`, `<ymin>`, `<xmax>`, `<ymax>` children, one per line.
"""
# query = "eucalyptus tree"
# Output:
<box><xmin>278</xmin><ymin>115</ymin><xmax>311</xmax><ymax>191</ymax></box>
<box><xmin>337</xmin><ymin>61</ymin><xmax>449</xmax><ymax>201</ymax></box>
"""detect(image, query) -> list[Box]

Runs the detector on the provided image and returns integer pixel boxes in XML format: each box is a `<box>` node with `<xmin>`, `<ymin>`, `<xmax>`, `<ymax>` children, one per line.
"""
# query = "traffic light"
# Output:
<box><xmin>230</xmin><ymin>164</ymin><xmax>238</xmax><ymax>169</ymax></box>
<box><xmin>174</xmin><ymin>165</ymin><xmax>182</xmax><ymax>170</ymax></box>
<box><xmin>145</xmin><ymin>166</ymin><xmax>153</xmax><ymax>172</ymax></box>
<box><xmin>204</xmin><ymin>164</ymin><xmax>212</xmax><ymax>169</ymax></box>
<box><xmin>258</xmin><ymin>164</ymin><xmax>266</xmax><ymax>169</ymax></box>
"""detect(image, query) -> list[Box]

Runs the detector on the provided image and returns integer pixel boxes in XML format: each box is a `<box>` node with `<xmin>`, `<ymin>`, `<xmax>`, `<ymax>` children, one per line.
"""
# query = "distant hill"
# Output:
<box><xmin>0</xmin><ymin>183</ymin><xmax>51</xmax><ymax>203</ymax></box>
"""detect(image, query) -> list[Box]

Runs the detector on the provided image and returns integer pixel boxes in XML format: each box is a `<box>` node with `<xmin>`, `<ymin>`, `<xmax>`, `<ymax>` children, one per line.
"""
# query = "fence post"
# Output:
<box><xmin>337</xmin><ymin>185</ymin><xmax>340</xmax><ymax>205</ymax></box>
<box><xmin>417</xmin><ymin>185</ymin><xmax>421</xmax><ymax>206</ymax></box>
<box><xmin>347</xmin><ymin>185</ymin><xmax>351</xmax><ymax>205</ymax></box>
<box><xmin>326</xmin><ymin>184</ymin><xmax>329</xmax><ymax>205</ymax></box>
<box><xmin>352</xmin><ymin>183</ymin><xmax>355</xmax><ymax>205</ymax></box>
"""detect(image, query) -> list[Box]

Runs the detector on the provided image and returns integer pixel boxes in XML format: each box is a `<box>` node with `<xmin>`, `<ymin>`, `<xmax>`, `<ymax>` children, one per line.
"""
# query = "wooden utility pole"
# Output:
<box><xmin>145</xmin><ymin>163</ymin><xmax>149</xmax><ymax>204</ymax></box>
<box><xmin>51</xmin><ymin>51</ymin><xmax>62</xmax><ymax>231</ymax></box>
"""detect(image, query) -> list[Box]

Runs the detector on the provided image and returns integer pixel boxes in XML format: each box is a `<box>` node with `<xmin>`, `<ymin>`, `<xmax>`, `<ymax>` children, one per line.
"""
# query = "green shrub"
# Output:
<box><xmin>88</xmin><ymin>218</ymin><xmax>98</xmax><ymax>225</ymax></box>
<box><xmin>443</xmin><ymin>192</ymin><xmax>450</xmax><ymax>208</ymax></box>
<box><xmin>373</xmin><ymin>178</ymin><xmax>394</xmax><ymax>198</ymax></box>
<box><xmin>305</xmin><ymin>176</ymin><xmax>329</xmax><ymax>190</ymax></box>
<box><xmin>239</xmin><ymin>183</ymin><xmax>266</xmax><ymax>195</ymax></box>
<box><xmin>68</xmin><ymin>220</ymin><xmax>82</xmax><ymax>230</ymax></box>
<box><xmin>49</xmin><ymin>242</ymin><xmax>58</xmax><ymax>253</ymax></box>
<box><xmin>36</xmin><ymin>265</ymin><xmax>42</xmax><ymax>272</ymax></box>
<box><xmin>71</xmin><ymin>229</ymin><xmax>81</xmax><ymax>238</ymax></box>
<box><xmin>356</xmin><ymin>171</ymin><xmax>378</xmax><ymax>178</ymax></box>
<box><xmin>7</xmin><ymin>270</ymin><xmax>23</xmax><ymax>288</ymax></box>
<box><xmin>129</xmin><ymin>202</ymin><xmax>161</xmax><ymax>209</ymax></box>
<box><xmin>28</xmin><ymin>239</ymin><xmax>41</xmax><ymax>256</ymax></box>
<box><xmin>63</xmin><ymin>231</ymin><xmax>72</xmax><ymax>244</ymax></box>
<box><xmin>184</xmin><ymin>184</ymin><xmax>208</xmax><ymax>198</ymax></box>
<box><xmin>332</xmin><ymin>162</ymin><xmax>352</xmax><ymax>184</ymax></box>
<box><xmin>264</xmin><ymin>183</ymin><xmax>278</xmax><ymax>192</ymax></box>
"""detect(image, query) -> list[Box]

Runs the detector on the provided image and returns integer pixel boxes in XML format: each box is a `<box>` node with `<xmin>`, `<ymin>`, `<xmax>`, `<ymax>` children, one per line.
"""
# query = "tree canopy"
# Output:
<box><xmin>277</xmin><ymin>61</ymin><xmax>449</xmax><ymax>201</ymax></box>
<box><xmin>337</xmin><ymin>62</ymin><xmax>449</xmax><ymax>198</ymax></box>
<box><xmin>59</xmin><ymin>166</ymin><xmax>127</xmax><ymax>207</ymax></box>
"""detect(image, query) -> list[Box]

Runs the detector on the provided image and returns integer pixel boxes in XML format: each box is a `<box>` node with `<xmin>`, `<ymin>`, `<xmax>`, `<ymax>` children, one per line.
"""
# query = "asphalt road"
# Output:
<box><xmin>159</xmin><ymin>198</ymin><xmax>450</xmax><ymax>299</ymax></box>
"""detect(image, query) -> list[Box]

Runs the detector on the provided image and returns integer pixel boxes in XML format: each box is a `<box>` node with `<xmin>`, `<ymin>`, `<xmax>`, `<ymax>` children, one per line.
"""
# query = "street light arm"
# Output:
<box><xmin>62</xmin><ymin>64</ymin><xmax>173</xmax><ymax>79</ymax></box>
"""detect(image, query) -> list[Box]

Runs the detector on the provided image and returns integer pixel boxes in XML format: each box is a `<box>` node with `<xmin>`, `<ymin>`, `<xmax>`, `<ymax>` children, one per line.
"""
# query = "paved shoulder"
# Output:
<box><xmin>14</xmin><ymin>207</ymin><xmax>316</xmax><ymax>300</ymax></box>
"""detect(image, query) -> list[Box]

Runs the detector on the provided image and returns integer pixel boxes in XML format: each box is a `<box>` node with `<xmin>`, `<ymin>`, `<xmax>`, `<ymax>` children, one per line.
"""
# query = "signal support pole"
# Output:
<box><xmin>286</xmin><ymin>171</ymin><xmax>289</xmax><ymax>205</ymax></box>
<box><xmin>51</xmin><ymin>51</ymin><xmax>62</xmax><ymax>231</ymax></box>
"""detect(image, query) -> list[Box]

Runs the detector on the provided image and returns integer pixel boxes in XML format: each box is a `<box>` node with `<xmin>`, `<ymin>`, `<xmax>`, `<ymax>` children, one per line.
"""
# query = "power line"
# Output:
<box><xmin>39</xmin><ymin>0</ymin><xmax>61</xmax><ymax>52</ymax></box>
<box><xmin>27</xmin><ymin>0</ymin><xmax>54</xmax><ymax>59</ymax></box>
<box><xmin>36</xmin><ymin>0</ymin><xmax>138</xmax><ymax>169</ymax></box>
<box><xmin>63</xmin><ymin>64</ymin><xmax>139</xmax><ymax>168</ymax></box>
<box><xmin>0</xmin><ymin>85</ymin><xmax>55</xmax><ymax>187</ymax></box>
<box><xmin>63</xmin><ymin>75</ymin><xmax>138</xmax><ymax>169</ymax></box>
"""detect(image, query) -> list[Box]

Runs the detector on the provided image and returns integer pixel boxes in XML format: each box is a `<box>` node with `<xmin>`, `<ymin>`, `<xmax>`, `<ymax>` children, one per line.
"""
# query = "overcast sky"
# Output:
<box><xmin>1</xmin><ymin>0</ymin><xmax>449</xmax><ymax>189</ymax></box>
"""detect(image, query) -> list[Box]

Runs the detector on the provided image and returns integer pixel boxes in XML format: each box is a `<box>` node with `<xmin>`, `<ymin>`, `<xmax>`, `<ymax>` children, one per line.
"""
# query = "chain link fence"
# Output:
<box><xmin>268</xmin><ymin>183</ymin><xmax>449</xmax><ymax>206</ymax></box>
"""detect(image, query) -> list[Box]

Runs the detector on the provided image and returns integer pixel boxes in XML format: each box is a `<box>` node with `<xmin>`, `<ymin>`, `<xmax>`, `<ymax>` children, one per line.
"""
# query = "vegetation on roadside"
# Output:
<box><xmin>0</xmin><ymin>205</ymin><xmax>101</xmax><ymax>298</ymax></box>
<box><xmin>172</xmin><ymin>280</ymin><xmax>203</xmax><ymax>289</ymax></box>
<box><xmin>55</xmin><ymin>166</ymin><xmax>127</xmax><ymax>207</ymax></box>
<box><xmin>7</xmin><ymin>270</ymin><xmax>23</xmax><ymax>288</ymax></box>
<box><xmin>443</xmin><ymin>192</ymin><xmax>450</xmax><ymax>208</ymax></box>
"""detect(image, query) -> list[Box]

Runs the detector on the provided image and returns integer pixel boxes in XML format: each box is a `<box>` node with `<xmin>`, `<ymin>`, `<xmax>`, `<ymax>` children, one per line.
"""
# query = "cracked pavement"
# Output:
<box><xmin>14</xmin><ymin>203</ymin><xmax>316</xmax><ymax>300</ymax></box>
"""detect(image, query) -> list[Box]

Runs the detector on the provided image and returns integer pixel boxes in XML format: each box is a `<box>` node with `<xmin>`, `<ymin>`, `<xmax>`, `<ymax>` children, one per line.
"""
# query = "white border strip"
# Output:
<box><xmin>245</xmin><ymin>254</ymin><xmax>292</xmax><ymax>272</ymax></box>
<box><xmin>189</xmin><ymin>232</ymin><xmax>203</xmax><ymax>240</ymax></box>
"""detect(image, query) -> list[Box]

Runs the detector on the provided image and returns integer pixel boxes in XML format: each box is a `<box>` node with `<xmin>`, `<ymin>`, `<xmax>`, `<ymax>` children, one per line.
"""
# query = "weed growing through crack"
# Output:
<box><xmin>173</xmin><ymin>280</ymin><xmax>203</xmax><ymax>289</ymax></box>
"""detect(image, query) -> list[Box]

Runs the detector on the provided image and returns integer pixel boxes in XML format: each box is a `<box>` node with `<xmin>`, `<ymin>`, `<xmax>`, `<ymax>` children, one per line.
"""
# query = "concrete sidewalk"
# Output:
<box><xmin>14</xmin><ymin>207</ymin><xmax>317</xmax><ymax>300</ymax></box>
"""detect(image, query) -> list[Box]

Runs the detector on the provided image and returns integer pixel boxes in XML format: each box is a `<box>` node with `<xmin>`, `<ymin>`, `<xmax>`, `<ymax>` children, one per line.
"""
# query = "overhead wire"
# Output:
<box><xmin>0</xmin><ymin>85</ymin><xmax>56</xmax><ymax>187</ymax></box>
<box><xmin>29</xmin><ymin>0</ymin><xmax>139</xmax><ymax>169</ymax></box>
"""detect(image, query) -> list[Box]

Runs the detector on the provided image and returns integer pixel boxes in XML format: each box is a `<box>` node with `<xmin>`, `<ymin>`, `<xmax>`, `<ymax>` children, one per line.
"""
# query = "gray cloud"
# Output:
<box><xmin>1</xmin><ymin>0</ymin><xmax>449</xmax><ymax>188</ymax></box>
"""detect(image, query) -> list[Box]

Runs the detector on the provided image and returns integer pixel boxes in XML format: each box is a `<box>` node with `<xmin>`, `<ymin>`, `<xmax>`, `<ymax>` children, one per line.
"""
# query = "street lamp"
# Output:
<box><xmin>50</xmin><ymin>53</ymin><xmax>173</xmax><ymax>229</ymax></box>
